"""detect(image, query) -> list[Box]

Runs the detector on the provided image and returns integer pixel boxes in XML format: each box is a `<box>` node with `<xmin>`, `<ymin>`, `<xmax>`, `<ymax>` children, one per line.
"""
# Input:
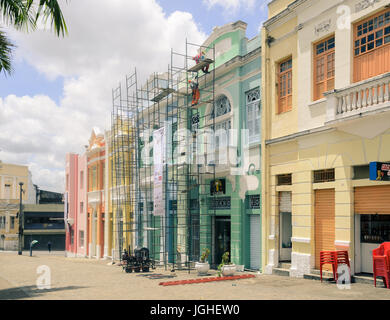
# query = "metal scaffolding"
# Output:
<box><xmin>110</xmin><ymin>71</ymin><xmax>138</xmax><ymax>260</ymax></box>
<box><xmin>110</xmin><ymin>40</ymin><xmax>216</xmax><ymax>271</ymax></box>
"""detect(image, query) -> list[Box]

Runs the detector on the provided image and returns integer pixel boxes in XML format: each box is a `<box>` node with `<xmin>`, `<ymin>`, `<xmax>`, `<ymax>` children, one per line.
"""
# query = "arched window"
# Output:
<box><xmin>211</xmin><ymin>95</ymin><xmax>231</xmax><ymax>119</ymax></box>
<box><xmin>246</xmin><ymin>88</ymin><xmax>261</xmax><ymax>144</ymax></box>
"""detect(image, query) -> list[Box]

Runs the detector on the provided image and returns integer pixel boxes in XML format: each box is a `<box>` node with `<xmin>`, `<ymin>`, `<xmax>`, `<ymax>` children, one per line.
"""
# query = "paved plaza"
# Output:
<box><xmin>0</xmin><ymin>251</ymin><xmax>390</xmax><ymax>300</ymax></box>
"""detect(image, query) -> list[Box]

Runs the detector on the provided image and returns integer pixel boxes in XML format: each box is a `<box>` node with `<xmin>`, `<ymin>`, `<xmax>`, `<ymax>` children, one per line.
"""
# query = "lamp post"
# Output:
<box><xmin>18</xmin><ymin>182</ymin><xmax>24</xmax><ymax>255</ymax></box>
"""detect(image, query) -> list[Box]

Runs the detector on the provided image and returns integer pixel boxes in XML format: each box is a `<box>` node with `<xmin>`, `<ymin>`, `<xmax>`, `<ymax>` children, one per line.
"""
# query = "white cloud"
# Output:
<box><xmin>203</xmin><ymin>0</ymin><xmax>256</xmax><ymax>13</ymax></box>
<box><xmin>0</xmin><ymin>0</ymin><xmax>206</xmax><ymax>193</ymax></box>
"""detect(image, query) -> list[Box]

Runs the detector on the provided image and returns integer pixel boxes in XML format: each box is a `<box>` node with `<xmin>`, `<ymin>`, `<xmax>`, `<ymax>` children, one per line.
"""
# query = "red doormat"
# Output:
<box><xmin>159</xmin><ymin>274</ymin><xmax>255</xmax><ymax>286</ymax></box>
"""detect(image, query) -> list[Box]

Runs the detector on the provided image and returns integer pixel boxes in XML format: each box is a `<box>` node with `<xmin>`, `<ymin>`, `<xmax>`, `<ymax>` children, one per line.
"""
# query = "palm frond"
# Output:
<box><xmin>0</xmin><ymin>0</ymin><xmax>34</xmax><ymax>29</ymax></box>
<box><xmin>0</xmin><ymin>28</ymin><xmax>15</xmax><ymax>76</ymax></box>
<box><xmin>36</xmin><ymin>0</ymin><xmax>68</xmax><ymax>37</ymax></box>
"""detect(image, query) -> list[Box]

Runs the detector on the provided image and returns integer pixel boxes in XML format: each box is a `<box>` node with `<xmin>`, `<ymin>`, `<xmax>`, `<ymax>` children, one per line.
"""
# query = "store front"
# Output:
<box><xmin>354</xmin><ymin>185</ymin><xmax>390</xmax><ymax>274</ymax></box>
<box><xmin>208</xmin><ymin>178</ymin><xmax>231</xmax><ymax>266</ymax></box>
<box><xmin>214</xmin><ymin>216</ymin><xmax>231</xmax><ymax>265</ymax></box>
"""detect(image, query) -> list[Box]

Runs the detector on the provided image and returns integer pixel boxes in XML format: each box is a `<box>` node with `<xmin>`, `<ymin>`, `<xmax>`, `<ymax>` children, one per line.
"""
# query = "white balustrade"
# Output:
<box><xmin>326</xmin><ymin>73</ymin><xmax>390</xmax><ymax>122</ymax></box>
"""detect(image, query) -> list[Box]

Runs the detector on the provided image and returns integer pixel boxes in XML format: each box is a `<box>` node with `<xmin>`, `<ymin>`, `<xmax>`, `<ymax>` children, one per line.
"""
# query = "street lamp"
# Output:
<box><xmin>18</xmin><ymin>182</ymin><xmax>24</xmax><ymax>255</ymax></box>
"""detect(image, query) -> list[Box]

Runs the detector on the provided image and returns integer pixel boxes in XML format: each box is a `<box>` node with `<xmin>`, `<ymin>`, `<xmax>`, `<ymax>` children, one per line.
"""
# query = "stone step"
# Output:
<box><xmin>279</xmin><ymin>262</ymin><xmax>291</xmax><ymax>269</ymax></box>
<box><xmin>311</xmin><ymin>269</ymin><xmax>334</xmax><ymax>277</ymax></box>
<box><xmin>353</xmin><ymin>274</ymin><xmax>383</xmax><ymax>286</ymax></box>
<box><xmin>304</xmin><ymin>273</ymin><xmax>334</xmax><ymax>282</ymax></box>
<box><xmin>272</xmin><ymin>268</ymin><xmax>290</xmax><ymax>277</ymax></box>
<box><xmin>304</xmin><ymin>272</ymin><xmax>384</xmax><ymax>286</ymax></box>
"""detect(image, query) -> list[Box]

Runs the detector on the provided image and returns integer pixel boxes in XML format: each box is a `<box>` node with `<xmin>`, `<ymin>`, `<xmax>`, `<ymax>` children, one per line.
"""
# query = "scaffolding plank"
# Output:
<box><xmin>188</xmin><ymin>59</ymin><xmax>214</xmax><ymax>73</ymax></box>
<box><xmin>151</xmin><ymin>88</ymin><xmax>175</xmax><ymax>102</ymax></box>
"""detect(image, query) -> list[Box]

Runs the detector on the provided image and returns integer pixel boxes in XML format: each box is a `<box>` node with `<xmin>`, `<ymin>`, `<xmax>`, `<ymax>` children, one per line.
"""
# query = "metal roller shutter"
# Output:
<box><xmin>315</xmin><ymin>189</ymin><xmax>335</xmax><ymax>270</ymax></box>
<box><xmin>250</xmin><ymin>215</ymin><xmax>261</xmax><ymax>270</ymax></box>
<box><xmin>355</xmin><ymin>186</ymin><xmax>390</xmax><ymax>214</ymax></box>
<box><xmin>279</xmin><ymin>191</ymin><xmax>291</xmax><ymax>212</ymax></box>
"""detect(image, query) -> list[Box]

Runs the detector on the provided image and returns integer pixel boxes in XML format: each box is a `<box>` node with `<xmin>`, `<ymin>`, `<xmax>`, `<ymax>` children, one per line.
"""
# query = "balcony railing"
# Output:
<box><xmin>325</xmin><ymin>72</ymin><xmax>390</xmax><ymax>123</ymax></box>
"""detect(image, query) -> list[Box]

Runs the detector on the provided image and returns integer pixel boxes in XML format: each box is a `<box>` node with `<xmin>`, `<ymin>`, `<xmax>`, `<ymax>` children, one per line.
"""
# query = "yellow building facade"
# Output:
<box><xmin>109</xmin><ymin>119</ymin><xmax>136</xmax><ymax>260</ymax></box>
<box><xmin>262</xmin><ymin>0</ymin><xmax>390</xmax><ymax>277</ymax></box>
<box><xmin>0</xmin><ymin>162</ymin><xmax>35</xmax><ymax>250</ymax></box>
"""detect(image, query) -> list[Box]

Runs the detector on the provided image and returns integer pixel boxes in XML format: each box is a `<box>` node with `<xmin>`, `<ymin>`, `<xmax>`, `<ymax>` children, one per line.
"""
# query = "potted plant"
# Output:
<box><xmin>195</xmin><ymin>248</ymin><xmax>210</xmax><ymax>275</ymax></box>
<box><xmin>218</xmin><ymin>251</ymin><xmax>236</xmax><ymax>277</ymax></box>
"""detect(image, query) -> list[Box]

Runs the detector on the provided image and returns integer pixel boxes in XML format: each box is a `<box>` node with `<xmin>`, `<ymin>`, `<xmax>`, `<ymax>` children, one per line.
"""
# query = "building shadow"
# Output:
<box><xmin>0</xmin><ymin>285</ymin><xmax>86</xmax><ymax>300</ymax></box>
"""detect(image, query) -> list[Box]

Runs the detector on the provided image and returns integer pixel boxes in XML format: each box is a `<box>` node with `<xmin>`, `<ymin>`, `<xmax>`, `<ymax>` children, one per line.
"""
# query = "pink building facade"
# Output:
<box><xmin>65</xmin><ymin>152</ymin><xmax>87</xmax><ymax>257</ymax></box>
<box><xmin>77</xmin><ymin>153</ymin><xmax>87</xmax><ymax>256</ymax></box>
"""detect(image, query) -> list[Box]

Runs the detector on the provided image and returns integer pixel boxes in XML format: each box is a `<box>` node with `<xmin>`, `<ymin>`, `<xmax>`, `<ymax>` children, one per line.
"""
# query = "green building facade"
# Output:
<box><xmin>193</xmin><ymin>21</ymin><xmax>262</xmax><ymax>270</ymax></box>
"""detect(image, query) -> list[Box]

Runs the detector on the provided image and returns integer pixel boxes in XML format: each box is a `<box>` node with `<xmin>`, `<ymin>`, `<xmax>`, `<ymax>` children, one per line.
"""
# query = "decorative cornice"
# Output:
<box><xmin>202</xmin><ymin>20</ymin><xmax>248</xmax><ymax>49</ymax></box>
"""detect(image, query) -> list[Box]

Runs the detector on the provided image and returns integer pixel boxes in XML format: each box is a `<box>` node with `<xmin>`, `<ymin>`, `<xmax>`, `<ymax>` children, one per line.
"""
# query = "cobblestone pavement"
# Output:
<box><xmin>0</xmin><ymin>251</ymin><xmax>390</xmax><ymax>300</ymax></box>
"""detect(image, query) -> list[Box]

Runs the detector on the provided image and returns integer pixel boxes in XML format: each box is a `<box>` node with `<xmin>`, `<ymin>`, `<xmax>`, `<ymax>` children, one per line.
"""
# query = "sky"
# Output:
<box><xmin>0</xmin><ymin>0</ymin><xmax>269</xmax><ymax>193</ymax></box>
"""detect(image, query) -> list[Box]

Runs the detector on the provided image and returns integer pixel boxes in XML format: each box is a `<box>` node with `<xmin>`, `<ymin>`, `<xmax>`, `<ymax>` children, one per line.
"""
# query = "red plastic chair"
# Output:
<box><xmin>320</xmin><ymin>251</ymin><xmax>336</xmax><ymax>282</ymax></box>
<box><xmin>383</xmin><ymin>242</ymin><xmax>390</xmax><ymax>254</ymax></box>
<box><xmin>334</xmin><ymin>250</ymin><xmax>351</xmax><ymax>283</ymax></box>
<box><xmin>320</xmin><ymin>250</ymin><xmax>351</xmax><ymax>283</ymax></box>
<box><xmin>373</xmin><ymin>242</ymin><xmax>390</xmax><ymax>289</ymax></box>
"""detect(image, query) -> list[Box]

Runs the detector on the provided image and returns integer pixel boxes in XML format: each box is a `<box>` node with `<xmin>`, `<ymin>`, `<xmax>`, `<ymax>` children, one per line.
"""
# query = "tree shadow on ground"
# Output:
<box><xmin>0</xmin><ymin>285</ymin><xmax>87</xmax><ymax>300</ymax></box>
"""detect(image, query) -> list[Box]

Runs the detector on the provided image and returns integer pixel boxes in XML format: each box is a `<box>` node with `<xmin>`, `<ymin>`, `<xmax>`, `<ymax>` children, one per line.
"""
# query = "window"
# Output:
<box><xmin>80</xmin><ymin>202</ymin><xmax>84</xmax><ymax>213</ymax></box>
<box><xmin>169</xmin><ymin>116</ymin><xmax>178</xmax><ymax>163</ymax></box>
<box><xmin>313</xmin><ymin>169</ymin><xmax>335</xmax><ymax>183</ymax></box>
<box><xmin>314</xmin><ymin>36</ymin><xmax>335</xmax><ymax>101</ymax></box>
<box><xmin>10</xmin><ymin>217</ymin><xmax>14</xmax><ymax>229</ymax></box>
<box><xmin>90</xmin><ymin>166</ymin><xmax>97</xmax><ymax>191</ymax></box>
<box><xmin>247</xmin><ymin>194</ymin><xmax>261</xmax><ymax>209</ymax></box>
<box><xmin>79</xmin><ymin>230</ymin><xmax>84</xmax><ymax>248</ymax></box>
<box><xmin>210</xmin><ymin>95</ymin><xmax>232</xmax><ymax>165</ymax></box>
<box><xmin>211</xmin><ymin>95</ymin><xmax>231</xmax><ymax>119</ymax></box>
<box><xmin>212</xmin><ymin>119</ymin><xmax>231</xmax><ymax>165</ymax></box>
<box><xmin>70</xmin><ymin>228</ymin><xmax>74</xmax><ymax>245</ymax></box>
<box><xmin>4</xmin><ymin>184</ymin><xmax>11</xmax><ymax>199</ymax></box>
<box><xmin>191</xmin><ymin>113</ymin><xmax>199</xmax><ymax>132</ymax></box>
<box><xmin>214</xmin><ymin>119</ymin><xmax>231</xmax><ymax>149</ymax></box>
<box><xmin>102</xmin><ymin>163</ymin><xmax>105</xmax><ymax>189</ymax></box>
<box><xmin>277</xmin><ymin>174</ymin><xmax>292</xmax><ymax>186</ymax></box>
<box><xmin>246</xmin><ymin>88</ymin><xmax>261</xmax><ymax>144</ymax></box>
<box><xmin>278</xmin><ymin>58</ymin><xmax>292</xmax><ymax>113</ymax></box>
<box><xmin>80</xmin><ymin>171</ymin><xmax>84</xmax><ymax>189</ymax></box>
<box><xmin>167</xmin><ymin>102</ymin><xmax>178</xmax><ymax>113</ymax></box>
<box><xmin>353</xmin><ymin>165</ymin><xmax>370</xmax><ymax>180</ymax></box>
<box><xmin>354</xmin><ymin>8</ymin><xmax>390</xmax><ymax>82</ymax></box>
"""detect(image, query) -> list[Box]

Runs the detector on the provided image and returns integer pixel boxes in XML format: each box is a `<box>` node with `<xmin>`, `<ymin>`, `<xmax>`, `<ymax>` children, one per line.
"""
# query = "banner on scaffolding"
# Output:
<box><xmin>153</xmin><ymin>127</ymin><xmax>166</xmax><ymax>216</ymax></box>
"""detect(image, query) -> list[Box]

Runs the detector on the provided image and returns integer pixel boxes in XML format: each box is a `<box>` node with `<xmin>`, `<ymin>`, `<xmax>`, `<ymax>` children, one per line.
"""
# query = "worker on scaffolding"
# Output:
<box><xmin>189</xmin><ymin>77</ymin><xmax>200</xmax><ymax>106</ymax></box>
<box><xmin>193</xmin><ymin>51</ymin><xmax>210</xmax><ymax>74</ymax></box>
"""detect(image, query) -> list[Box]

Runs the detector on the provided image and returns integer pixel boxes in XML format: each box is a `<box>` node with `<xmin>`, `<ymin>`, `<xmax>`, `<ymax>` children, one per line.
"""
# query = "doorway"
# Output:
<box><xmin>279</xmin><ymin>192</ymin><xmax>292</xmax><ymax>262</ymax></box>
<box><xmin>314</xmin><ymin>189</ymin><xmax>335</xmax><ymax>270</ymax></box>
<box><xmin>214</xmin><ymin>216</ymin><xmax>231</xmax><ymax>265</ymax></box>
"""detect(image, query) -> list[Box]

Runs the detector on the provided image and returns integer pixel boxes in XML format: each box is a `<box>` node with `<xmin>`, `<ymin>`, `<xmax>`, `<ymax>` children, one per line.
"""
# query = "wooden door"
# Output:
<box><xmin>315</xmin><ymin>189</ymin><xmax>335</xmax><ymax>270</ymax></box>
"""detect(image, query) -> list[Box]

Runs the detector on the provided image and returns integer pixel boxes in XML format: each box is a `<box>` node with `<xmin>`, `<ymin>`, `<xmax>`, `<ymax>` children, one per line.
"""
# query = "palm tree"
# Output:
<box><xmin>0</xmin><ymin>0</ymin><xmax>68</xmax><ymax>76</ymax></box>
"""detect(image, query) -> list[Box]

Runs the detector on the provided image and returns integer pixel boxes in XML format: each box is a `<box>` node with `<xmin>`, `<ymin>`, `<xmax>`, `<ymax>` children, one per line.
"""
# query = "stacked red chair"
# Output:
<box><xmin>320</xmin><ymin>251</ymin><xmax>336</xmax><ymax>282</ymax></box>
<box><xmin>372</xmin><ymin>242</ymin><xmax>390</xmax><ymax>289</ymax></box>
<box><xmin>320</xmin><ymin>250</ymin><xmax>351</xmax><ymax>283</ymax></box>
<box><xmin>334</xmin><ymin>250</ymin><xmax>351</xmax><ymax>283</ymax></box>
